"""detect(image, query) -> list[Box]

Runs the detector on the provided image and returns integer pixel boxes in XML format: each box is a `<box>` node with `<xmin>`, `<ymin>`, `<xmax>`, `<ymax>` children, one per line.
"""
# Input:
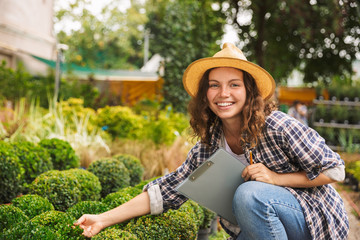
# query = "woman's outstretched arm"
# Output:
<box><xmin>74</xmin><ymin>192</ymin><xmax>150</xmax><ymax>237</ymax></box>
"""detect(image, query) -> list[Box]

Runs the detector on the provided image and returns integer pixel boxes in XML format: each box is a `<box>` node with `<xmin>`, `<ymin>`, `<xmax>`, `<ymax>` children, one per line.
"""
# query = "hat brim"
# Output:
<box><xmin>183</xmin><ymin>57</ymin><xmax>276</xmax><ymax>100</ymax></box>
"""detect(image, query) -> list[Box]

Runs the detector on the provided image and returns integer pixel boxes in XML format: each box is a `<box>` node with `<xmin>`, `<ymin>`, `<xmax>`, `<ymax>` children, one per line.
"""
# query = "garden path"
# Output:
<box><xmin>338</xmin><ymin>190</ymin><xmax>360</xmax><ymax>240</ymax></box>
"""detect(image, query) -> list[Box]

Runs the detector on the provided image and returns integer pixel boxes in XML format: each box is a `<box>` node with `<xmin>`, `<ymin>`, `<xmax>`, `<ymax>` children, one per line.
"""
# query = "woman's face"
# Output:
<box><xmin>206</xmin><ymin>67</ymin><xmax>247</xmax><ymax>122</ymax></box>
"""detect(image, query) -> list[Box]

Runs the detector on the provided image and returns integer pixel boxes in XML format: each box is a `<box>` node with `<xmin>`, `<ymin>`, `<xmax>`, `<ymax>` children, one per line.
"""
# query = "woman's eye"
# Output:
<box><xmin>231</xmin><ymin>83</ymin><xmax>240</xmax><ymax>87</ymax></box>
<box><xmin>209</xmin><ymin>84</ymin><xmax>219</xmax><ymax>88</ymax></box>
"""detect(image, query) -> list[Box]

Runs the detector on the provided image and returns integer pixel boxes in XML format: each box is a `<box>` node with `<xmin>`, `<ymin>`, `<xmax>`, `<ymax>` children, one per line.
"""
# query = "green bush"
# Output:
<box><xmin>93</xmin><ymin>228</ymin><xmax>138</xmax><ymax>240</ymax></box>
<box><xmin>113</xmin><ymin>154</ymin><xmax>144</xmax><ymax>186</ymax></box>
<box><xmin>124</xmin><ymin>211</ymin><xmax>198</xmax><ymax>240</ymax></box>
<box><xmin>0</xmin><ymin>205</ymin><xmax>28</xmax><ymax>232</ymax></box>
<box><xmin>176</xmin><ymin>200</ymin><xmax>204</xmax><ymax>229</ymax></box>
<box><xmin>0</xmin><ymin>221</ymin><xmax>60</xmax><ymax>240</ymax></box>
<box><xmin>96</xmin><ymin>106</ymin><xmax>142</xmax><ymax>139</ymax></box>
<box><xmin>12</xmin><ymin>194</ymin><xmax>55</xmax><ymax>219</ymax></box>
<box><xmin>39</xmin><ymin>138</ymin><xmax>80</xmax><ymax>170</ymax></box>
<box><xmin>200</xmin><ymin>206</ymin><xmax>217</xmax><ymax>229</ymax></box>
<box><xmin>66</xmin><ymin>201</ymin><xmax>110</xmax><ymax>219</ymax></box>
<box><xmin>68</xmin><ymin>168</ymin><xmax>102</xmax><ymax>201</ymax></box>
<box><xmin>29</xmin><ymin>170</ymin><xmax>82</xmax><ymax>211</ymax></box>
<box><xmin>102</xmin><ymin>187</ymin><xmax>142</xmax><ymax>209</ymax></box>
<box><xmin>88</xmin><ymin>158</ymin><xmax>130</xmax><ymax>198</ymax></box>
<box><xmin>11</xmin><ymin>141</ymin><xmax>53</xmax><ymax>187</ymax></box>
<box><xmin>0</xmin><ymin>141</ymin><xmax>22</xmax><ymax>203</ymax></box>
<box><xmin>31</xmin><ymin>210</ymin><xmax>85</xmax><ymax>240</ymax></box>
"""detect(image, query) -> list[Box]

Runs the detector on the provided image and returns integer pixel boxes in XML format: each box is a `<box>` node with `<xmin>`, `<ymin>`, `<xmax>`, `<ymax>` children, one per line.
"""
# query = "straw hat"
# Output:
<box><xmin>182</xmin><ymin>42</ymin><xmax>276</xmax><ymax>100</ymax></box>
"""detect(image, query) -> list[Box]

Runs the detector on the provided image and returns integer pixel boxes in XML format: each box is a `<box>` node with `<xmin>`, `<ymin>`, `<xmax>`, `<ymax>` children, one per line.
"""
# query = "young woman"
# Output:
<box><xmin>75</xmin><ymin>43</ymin><xmax>349</xmax><ymax>239</ymax></box>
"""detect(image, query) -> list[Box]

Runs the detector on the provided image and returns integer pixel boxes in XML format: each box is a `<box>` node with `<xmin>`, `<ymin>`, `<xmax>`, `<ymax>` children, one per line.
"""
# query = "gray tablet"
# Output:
<box><xmin>176</xmin><ymin>148</ymin><xmax>246</xmax><ymax>225</ymax></box>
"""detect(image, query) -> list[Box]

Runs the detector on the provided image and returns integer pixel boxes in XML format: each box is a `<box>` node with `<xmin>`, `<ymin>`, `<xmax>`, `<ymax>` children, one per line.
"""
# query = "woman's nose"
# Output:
<box><xmin>219</xmin><ymin>87</ymin><xmax>230</xmax><ymax>97</ymax></box>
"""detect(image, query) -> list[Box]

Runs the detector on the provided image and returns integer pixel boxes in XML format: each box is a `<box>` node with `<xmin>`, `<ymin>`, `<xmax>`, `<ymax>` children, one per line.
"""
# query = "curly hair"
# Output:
<box><xmin>188</xmin><ymin>68</ymin><xmax>277</xmax><ymax>147</ymax></box>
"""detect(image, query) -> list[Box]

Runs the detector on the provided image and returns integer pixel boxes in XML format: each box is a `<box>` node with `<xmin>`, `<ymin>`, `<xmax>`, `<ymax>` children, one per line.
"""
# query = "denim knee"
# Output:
<box><xmin>233</xmin><ymin>181</ymin><xmax>261</xmax><ymax>213</ymax></box>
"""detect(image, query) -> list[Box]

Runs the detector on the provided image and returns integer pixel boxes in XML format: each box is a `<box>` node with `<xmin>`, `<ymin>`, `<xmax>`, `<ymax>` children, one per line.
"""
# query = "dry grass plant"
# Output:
<box><xmin>110</xmin><ymin>135</ymin><xmax>193</xmax><ymax>179</ymax></box>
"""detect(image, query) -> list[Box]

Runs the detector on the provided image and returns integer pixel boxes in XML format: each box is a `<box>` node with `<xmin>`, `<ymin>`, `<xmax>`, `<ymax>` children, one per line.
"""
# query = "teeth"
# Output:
<box><xmin>217</xmin><ymin>102</ymin><xmax>233</xmax><ymax>106</ymax></box>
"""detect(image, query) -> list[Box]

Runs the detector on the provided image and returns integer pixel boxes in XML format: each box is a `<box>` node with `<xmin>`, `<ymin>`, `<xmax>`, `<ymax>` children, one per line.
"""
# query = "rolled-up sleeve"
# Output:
<box><xmin>282</xmin><ymin>119</ymin><xmax>344</xmax><ymax>180</ymax></box>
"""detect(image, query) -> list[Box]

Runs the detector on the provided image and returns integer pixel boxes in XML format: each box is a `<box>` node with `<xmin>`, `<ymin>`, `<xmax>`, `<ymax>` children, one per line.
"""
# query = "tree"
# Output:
<box><xmin>54</xmin><ymin>0</ymin><xmax>147</xmax><ymax>70</ymax></box>
<box><xmin>223</xmin><ymin>0</ymin><xmax>360</xmax><ymax>84</ymax></box>
<box><xmin>146</xmin><ymin>0</ymin><xmax>226</xmax><ymax>112</ymax></box>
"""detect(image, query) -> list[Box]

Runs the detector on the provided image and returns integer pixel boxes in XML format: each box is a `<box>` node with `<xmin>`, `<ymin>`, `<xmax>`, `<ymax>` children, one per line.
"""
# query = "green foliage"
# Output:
<box><xmin>102</xmin><ymin>187</ymin><xmax>142</xmax><ymax>209</ymax></box>
<box><xmin>124</xmin><ymin>211</ymin><xmax>198</xmax><ymax>240</ymax></box>
<box><xmin>177</xmin><ymin>200</ymin><xmax>204</xmax><ymax>229</ymax></box>
<box><xmin>0</xmin><ymin>141</ymin><xmax>22</xmax><ymax>203</ymax></box>
<box><xmin>96</xmin><ymin>106</ymin><xmax>142</xmax><ymax>139</ymax></box>
<box><xmin>88</xmin><ymin>158</ymin><xmax>131</xmax><ymax>197</ymax></box>
<box><xmin>199</xmin><ymin>206</ymin><xmax>216</xmax><ymax>229</ymax></box>
<box><xmin>0</xmin><ymin>221</ymin><xmax>60</xmax><ymax>240</ymax></box>
<box><xmin>66</xmin><ymin>201</ymin><xmax>110</xmax><ymax>220</ymax></box>
<box><xmin>113</xmin><ymin>154</ymin><xmax>144</xmax><ymax>186</ymax></box>
<box><xmin>92</xmin><ymin>228</ymin><xmax>138</xmax><ymax>240</ymax></box>
<box><xmin>11</xmin><ymin>141</ymin><xmax>53</xmax><ymax>187</ymax></box>
<box><xmin>146</xmin><ymin>0</ymin><xmax>225</xmax><ymax>112</ymax></box>
<box><xmin>0</xmin><ymin>205</ymin><xmax>28</xmax><ymax>232</ymax></box>
<box><xmin>29</xmin><ymin>170</ymin><xmax>82</xmax><ymax>211</ymax></box>
<box><xmin>67</xmin><ymin>168</ymin><xmax>102</xmax><ymax>201</ymax></box>
<box><xmin>12</xmin><ymin>194</ymin><xmax>55</xmax><ymax>219</ymax></box>
<box><xmin>30</xmin><ymin>210</ymin><xmax>85</xmax><ymax>240</ymax></box>
<box><xmin>39</xmin><ymin>138</ymin><xmax>80</xmax><ymax>170</ymax></box>
<box><xmin>225</xmin><ymin>0</ymin><xmax>359</xmax><ymax>84</ymax></box>
<box><xmin>55</xmin><ymin>0</ymin><xmax>145</xmax><ymax>69</ymax></box>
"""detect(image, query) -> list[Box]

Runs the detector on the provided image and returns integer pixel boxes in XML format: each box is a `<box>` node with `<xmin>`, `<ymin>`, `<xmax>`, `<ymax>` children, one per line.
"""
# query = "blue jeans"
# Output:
<box><xmin>233</xmin><ymin>181</ymin><xmax>311</xmax><ymax>240</ymax></box>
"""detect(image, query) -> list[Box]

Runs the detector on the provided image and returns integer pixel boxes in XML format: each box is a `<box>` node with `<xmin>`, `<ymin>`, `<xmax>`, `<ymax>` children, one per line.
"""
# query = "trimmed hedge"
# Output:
<box><xmin>12</xmin><ymin>194</ymin><xmax>55</xmax><ymax>219</ymax></box>
<box><xmin>11</xmin><ymin>141</ymin><xmax>53</xmax><ymax>187</ymax></box>
<box><xmin>0</xmin><ymin>141</ymin><xmax>22</xmax><ymax>203</ymax></box>
<box><xmin>68</xmin><ymin>168</ymin><xmax>102</xmax><ymax>201</ymax></box>
<box><xmin>102</xmin><ymin>187</ymin><xmax>142</xmax><ymax>209</ymax></box>
<box><xmin>124</xmin><ymin>211</ymin><xmax>198</xmax><ymax>240</ymax></box>
<box><xmin>30</xmin><ymin>169</ymin><xmax>102</xmax><ymax>211</ymax></box>
<box><xmin>93</xmin><ymin>228</ymin><xmax>138</xmax><ymax>240</ymax></box>
<box><xmin>66</xmin><ymin>201</ymin><xmax>110</xmax><ymax>220</ymax></box>
<box><xmin>0</xmin><ymin>205</ymin><xmax>29</xmax><ymax>232</ymax></box>
<box><xmin>30</xmin><ymin>170</ymin><xmax>82</xmax><ymax>211</ymax></box>
<box><xmin>88</xmin><ymin>158</ymin><xmax>130</xmax><ymax>198</ymax></box>
<box><xmin>0</xmin><ymin>221</ymin><xmax>60</xmax><ymax>240</ymax></box>
<box><xmin>39</xmin><ymin>138</ymin><xmax>80</xmax><ymax>170</ymax></box>
<box><xmin>113</xmin><ymin>154</ymin><xmax>144</xmax><ymax>186</ymax></box>
<box><xmin>30</xmin><ymin>210</ymin><xmax>85</xmax><ymax>239</ymax></box>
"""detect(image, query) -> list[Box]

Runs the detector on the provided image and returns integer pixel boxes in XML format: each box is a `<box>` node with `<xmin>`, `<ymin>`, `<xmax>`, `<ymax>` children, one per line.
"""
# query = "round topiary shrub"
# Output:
<box><xmin>66</xmin><ymin>201</ymin><xmax>110</xmax><ymax>220</ymax></box>
<box><xmin>113</xmin><ymin>154</ymin><xmax>144</xmax><ymax>186</ymax></box>
<box><xmin>29</xmin><ymin>170</ymin><xmax>81</xmax><ymax>211</ymax></box>
<box><xmin>176</xmin><ymin>200</ymin><xmax>204</xmax><ymax>230</ymax></box>
<box><xmin>39</xmin><ymin>138</ymin><xmax>80</xmax><ymax>170</ymax></box>
<box><xmin>102</xmin><ymin>186</ymin><xmax>142</xmax><ymax>209</ymax></box>
<box><xmin>0</xmin><ymin>141</ymin><xmax>22</xmax><ymax>203</ymax></box>
<box><xmin>12</xmin><ymin>194</ymin><xmax>55</xmax><ymax>219</ymax></box>
<box><xmin>31</xmin><ymin>210</ymin><xmax>85</xmax><ymax>239</ymax></box>
<box><xmin>0</xmin><ymin>205</ymin><xmax>29</xmax><ymax>232</ymax></box>
<box><xmin>0</xmin><ymin>221</ymin><xmax>60</xmax><ymax>240</ymax></box>
<box><xmin>92</xmin><ymin>228</ymin><xmax>138</xmax><ymax>240</ymax></box>
<box><xmin>124</xmin><ymin>211</ymin><xmax>198</xmax><ymax>240</ymax></box>
<box><xmin>11</xmin><ymin>141</ymin><xmax>53</xmax><ymax>190</ymax></box>
<box><xmin>88</xmin><ymin>158</ymin><xmax>130</xmax><ymax>198</ymax></box>
<box><xmin>67</xmin><ymin>168</ymin><xmax>102</xmax><ymax>201</ymax></box>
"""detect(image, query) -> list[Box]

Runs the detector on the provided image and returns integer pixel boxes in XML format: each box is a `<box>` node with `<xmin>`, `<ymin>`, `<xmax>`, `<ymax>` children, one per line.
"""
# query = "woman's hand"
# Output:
<box><xmin>74</xmin><ymin>214</ymin><xmax>105</xmax><ymax>238</ymax></box>
<box><xmin>242</xmin><ymin>163</ymin><xmax>279</xmax><ymax>185</ymax></box>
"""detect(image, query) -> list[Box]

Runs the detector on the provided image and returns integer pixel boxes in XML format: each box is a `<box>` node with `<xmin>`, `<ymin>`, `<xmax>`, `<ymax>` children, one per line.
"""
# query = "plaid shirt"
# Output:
<box><xmin>144</xmin><ymin>111</ymin><xmax>349</xmax><ymax>239</ymax></box>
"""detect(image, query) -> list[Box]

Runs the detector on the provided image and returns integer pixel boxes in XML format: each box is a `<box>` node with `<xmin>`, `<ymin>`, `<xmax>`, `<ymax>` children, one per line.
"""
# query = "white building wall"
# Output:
<box><xmin>0</xmin><ymin>0</ymin><xmax>56</xmax><ymax>74</ymax></box>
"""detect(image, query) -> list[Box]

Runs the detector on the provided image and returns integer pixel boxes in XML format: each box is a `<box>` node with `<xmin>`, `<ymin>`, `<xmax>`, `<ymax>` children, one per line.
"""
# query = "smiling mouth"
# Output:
<box><xmin>216</xmin><ymin>102</ymin><xmax>234</xmax><ymax>107</ymax></box>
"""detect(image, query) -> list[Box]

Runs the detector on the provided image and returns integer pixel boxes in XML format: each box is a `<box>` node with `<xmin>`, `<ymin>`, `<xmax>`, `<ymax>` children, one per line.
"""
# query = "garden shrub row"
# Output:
<box><xmin>0</xmin><ymin>138</ymin><xmax>80</xmax><ymax>204</ymax></box>
<box><xmin>1</xmin><ymin>177</ymin><xmax>215</xmax><ymax>239</ymax></box>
